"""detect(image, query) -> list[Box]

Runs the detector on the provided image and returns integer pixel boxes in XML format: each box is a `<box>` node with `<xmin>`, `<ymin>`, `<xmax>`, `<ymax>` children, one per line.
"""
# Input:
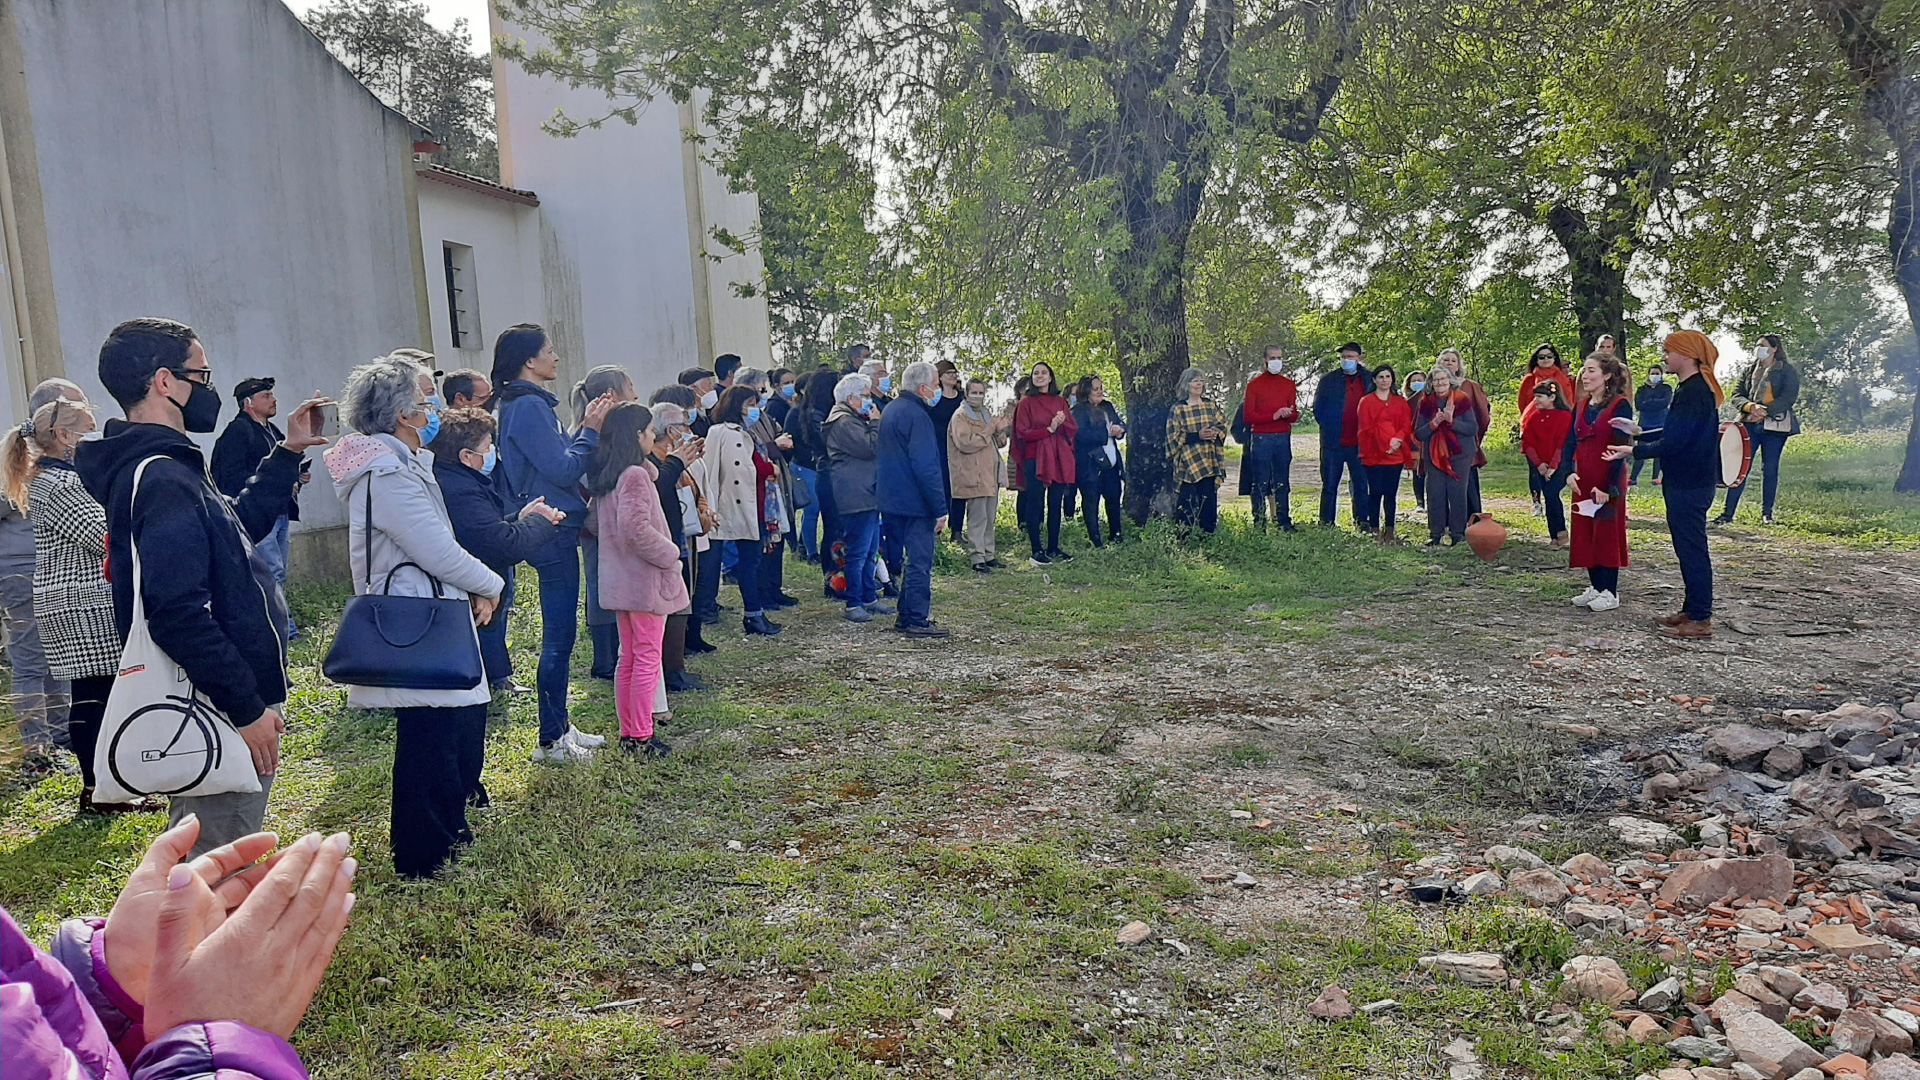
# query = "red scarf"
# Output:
<box><xmin>1418</xmin><ymin>390</ymin><xmax>1468</xmax><ymax>479</ymax></box>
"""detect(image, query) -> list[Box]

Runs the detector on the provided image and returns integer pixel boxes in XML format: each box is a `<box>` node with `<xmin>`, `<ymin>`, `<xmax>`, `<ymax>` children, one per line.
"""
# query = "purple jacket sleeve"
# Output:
<box><xmin>51</xmin><ymin>918</ymin><xmax>146</xmax><ymax>1061</ymax></box>
<box><xmin>130</xmin><ymin>1021</ymin><xmax>309</xmax><ymax>1080</ymax></box>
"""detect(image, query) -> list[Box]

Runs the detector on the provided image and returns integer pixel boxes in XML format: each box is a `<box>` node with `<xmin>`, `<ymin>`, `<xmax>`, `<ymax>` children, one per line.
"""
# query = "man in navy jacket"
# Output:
<box><xmin>76</xmin><ymin>318</ymin><xmax>327</xmax><ymax>856</ymax></box>
<box><xmin>1311</xmin><ymin>342</ymin><xmax>1372</xmax><ymax>527</ymax></box>
<box><xmin>876</xmin><ymin>361</ymin><xmax>949</xmax><ymax>638</ymax></box>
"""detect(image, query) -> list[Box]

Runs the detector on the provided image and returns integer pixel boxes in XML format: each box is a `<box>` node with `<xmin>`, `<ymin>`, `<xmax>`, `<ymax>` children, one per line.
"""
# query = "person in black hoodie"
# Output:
<box><xmin>210</xmin><ymin>377</ymin><xmax>308</xmax><ymax>641</ymax></box>
<box><xmin>75</xmin><ymin>318</ymin><xmax>327</xmax><ymax>856</ymax></box>
<box><xmin>430</xmin><ymin>408</ymin><xmax>567</xmax><ymax>696</ymax></box>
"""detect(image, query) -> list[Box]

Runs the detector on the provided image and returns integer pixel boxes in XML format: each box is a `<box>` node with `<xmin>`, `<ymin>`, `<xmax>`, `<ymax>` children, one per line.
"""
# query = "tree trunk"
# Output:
<box><xmin>1546</xmin><ymin>203</ymin><xmax>1631</xmax><ymax>358</ymax></box>
<box><xmin>1114</xmin><ymin>239</ymin><xmax>1196</xmax><ymax>522</ymax></box>
<box><xmin>1892</xmin><ymin>144</ymin><xmax>1920</xmax><ymax>492</ymax></box>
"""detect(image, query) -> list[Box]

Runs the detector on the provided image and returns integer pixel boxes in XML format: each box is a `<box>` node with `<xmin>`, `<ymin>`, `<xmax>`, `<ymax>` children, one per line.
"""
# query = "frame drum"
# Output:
<box><xmin>1719</xmin><ymin>421</ymin><xmax>1752</xmax><ymax>488</ymax></box>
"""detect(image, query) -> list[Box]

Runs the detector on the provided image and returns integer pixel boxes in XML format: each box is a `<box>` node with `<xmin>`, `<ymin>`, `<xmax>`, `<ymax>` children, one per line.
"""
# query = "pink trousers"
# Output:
<box><xmin>615</xmin><ymin>611</ymin><xmax>667</xmax><ymax>739</ymax></box>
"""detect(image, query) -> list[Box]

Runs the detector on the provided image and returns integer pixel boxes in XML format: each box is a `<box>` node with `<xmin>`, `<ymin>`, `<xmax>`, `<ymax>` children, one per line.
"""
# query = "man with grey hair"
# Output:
<box><xmin>876</xmin><ymin>361</ymin><xmax>950</xmax><ymax>637</ymax></box>
<box><xmin>2</xmin><ymin>378</ymin><xmax>86</xmax><ymax>767</ymax></box>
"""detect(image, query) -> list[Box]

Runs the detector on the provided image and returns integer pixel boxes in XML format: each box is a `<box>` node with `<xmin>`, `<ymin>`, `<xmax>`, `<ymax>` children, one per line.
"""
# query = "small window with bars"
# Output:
<box><xmin>442</xmin><ymin>242</ymin><xmax>479</xmax><ymax>349</ymax></box>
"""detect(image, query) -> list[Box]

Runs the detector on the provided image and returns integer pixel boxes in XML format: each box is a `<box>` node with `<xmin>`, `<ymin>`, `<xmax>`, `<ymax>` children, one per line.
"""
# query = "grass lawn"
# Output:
<box><xmin>1</xmin><ymin>426</ymin><xmax>1915</xmax><ymax>1078</ymax></box>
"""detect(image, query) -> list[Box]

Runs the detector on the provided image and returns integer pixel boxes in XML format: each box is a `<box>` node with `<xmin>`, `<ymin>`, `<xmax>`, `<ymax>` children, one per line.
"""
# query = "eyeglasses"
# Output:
<box><xmin>167</xmin><ymin>366</ymin><xmax>214</xmax><ymax>386</ymax></box>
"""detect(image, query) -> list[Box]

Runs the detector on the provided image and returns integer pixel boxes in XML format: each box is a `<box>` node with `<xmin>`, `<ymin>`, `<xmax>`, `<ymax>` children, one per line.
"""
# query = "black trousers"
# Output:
<box><xmin>393</xmin><ymin>703</ymin><xmax>487</xmax><ymax>880</ymax></box>
<box><xmin>1079</xmin><ymin>466</ymin><xmax>1123</xmax><ymax>545</ymax></box>
<box><xmin>1540</xmin><ymin>472</ymin><xmax>1567</xmax><ymax>539</ymax></box>
<box><xmin>693</xmin><ymin>541</ymin><xmax>722</xmax><ymax>621</ymax></box>
<box><xmin>69</xmin><ymin>674</ymin><xmax>112</xmax><ymax>792</ymax></box>
<box><xmin>1363</xmin><ymin>464</ymin><xmax>1403</xmax><ymax>530</ymax></box>
<box><xmin>1666</xmin><ymin>484</ymin><xmax>1714</xmax><ymax>620</ymax></box>
<box><xmin>1019</xmin><ymin>460</ymin><xmax>1068</xmax><ymax>553</ymax></box>
<box><xmin>1587</xmin><ymin>566</ymin><xmax>1620</xmax><ymax>593</ymax></box>
<box><xmin>1176</xmin><ymin>480</ymin><xmax>1219</xmax><ymax>534</ymax></box>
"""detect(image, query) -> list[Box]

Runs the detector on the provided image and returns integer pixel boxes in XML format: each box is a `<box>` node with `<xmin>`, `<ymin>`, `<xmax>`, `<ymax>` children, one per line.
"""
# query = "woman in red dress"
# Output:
<box><xmin>1566</xmin><ymin>352</ymin><xmax>1633</xmax><ymax>613</ymax></box>
<box><xmin>1013</xmin><ymin>362</ymin><xmax>1077</xmax><ymax>564</ymax></box>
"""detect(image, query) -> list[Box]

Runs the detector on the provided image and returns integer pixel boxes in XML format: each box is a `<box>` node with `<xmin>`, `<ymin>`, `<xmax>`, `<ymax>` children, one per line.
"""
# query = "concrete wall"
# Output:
<box><xmin>493</xmin><ymin>14</ymin><xmax>772</xmax><ymax>407</ymax></box>
<box><xmin>681</xmin><ymin>95</ymin><xmax>775</xmax><ymax>374</ymax></box>
<box><xmin>0</xmin><ymin>0</ymin><xmax>431</xmax><ymax>574</ymax></box>
<box><xmin>416</xmin><ymin>175</ymin><xmax>544</xmax><ymax>376</ymax></box>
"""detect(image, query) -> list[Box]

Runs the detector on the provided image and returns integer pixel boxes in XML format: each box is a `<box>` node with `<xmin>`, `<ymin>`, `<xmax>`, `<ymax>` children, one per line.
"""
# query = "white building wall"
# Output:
<box><xmin>492</xmin><ymin>14</ymin><xmax>772</xmax><ymax>405</ymax></box>
<box><xmin>416</xmin><ymin>177</ymin><xmax>544</xmax><ymax>376</ymax></box>
<box><xmin>3</xmin><ymin>0</ymin><xmax>428</xmax><ymax>544</ymax></box>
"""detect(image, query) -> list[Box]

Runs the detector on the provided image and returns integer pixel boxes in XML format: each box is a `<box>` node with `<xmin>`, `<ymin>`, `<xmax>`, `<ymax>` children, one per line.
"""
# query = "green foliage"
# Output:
<box><xmin>303</xmin><ymin>0</ymin><xmax>498</xmax><ymax>178</ymax></box>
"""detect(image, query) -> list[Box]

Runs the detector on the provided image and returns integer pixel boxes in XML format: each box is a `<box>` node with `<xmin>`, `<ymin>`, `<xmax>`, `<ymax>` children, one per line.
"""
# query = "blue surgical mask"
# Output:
<box><xmin>419</xmin><ymin>399</ymin><xmax>441</xmax><ymax>444</ymax></box>
<box><xmin>878</xmin><ymin>376</ymin><xmax>892</xmax><ymax>393</ymax></box>
<box><xmin>745</xmin><ymin>406</ymin><xmax>762</xmax><ymax>426</ymax></box>
<box><xmin>1408</xmin><ymin>381</ymin><xmax>1426</xmax><ymax>394</ymax></box>
<box><xmin>780</xmin><ymin>384</ymin><xmax>796</xmax><ymax>399</ymax></box>
<box><xmin>1649</xmin><ymin>372</ymin><xmax>1665</xmax><ymax>385</ymax></box>
<box><xmin>1342</xmin><ymin>359</ymin><xmax>1359</xmax><ymax>374</ymax></box>
<box><xmin>479</xmin><ymin>445</ymin><xmax>497</xmax><ymax>475</ymax></box>
<box><xmin>861</xmin><ymin>400</ymin><xmax>875</xmax><ymax>416</ymax></box>
<box><xmin>688</xmin><ymin>407</ymin><xmax>702</xmax><ymax>422</ymax></box>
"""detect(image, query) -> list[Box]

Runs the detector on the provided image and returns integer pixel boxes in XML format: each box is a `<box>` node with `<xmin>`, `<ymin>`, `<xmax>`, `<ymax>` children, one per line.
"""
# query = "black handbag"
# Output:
<box><xmin>322</xmin><ymin>480</ymin><xmax>485</xmax><ymax>691</ymax></box>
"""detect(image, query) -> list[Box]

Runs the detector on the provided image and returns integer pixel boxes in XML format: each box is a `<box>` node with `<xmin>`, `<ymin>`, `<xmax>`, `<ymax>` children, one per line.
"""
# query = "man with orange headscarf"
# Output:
<box><xmin>1605</xmin><ymin>330</ymin><xmax>1725</xmax><ymax>639</ymax></box>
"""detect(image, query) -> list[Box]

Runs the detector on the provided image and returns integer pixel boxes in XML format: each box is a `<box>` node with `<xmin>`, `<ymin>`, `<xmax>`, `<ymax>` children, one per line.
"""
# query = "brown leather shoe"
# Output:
<box><xmin>1661</xmin><ymin>618</ymin><xmax>1713</xmax><ymax>639</ymax></box>
<box><xmin>1655</xmin><ymin>611</ymin><xmax>1688</xmax><ymax>628</ymax></box>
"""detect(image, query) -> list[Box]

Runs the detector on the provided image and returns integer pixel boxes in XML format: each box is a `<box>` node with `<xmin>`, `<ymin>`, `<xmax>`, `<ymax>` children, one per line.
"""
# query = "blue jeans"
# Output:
<box><xmin>730</xmin><ymin>539</ymin><xmax>765</xmax><ymax>618</ymax></box>
<box><xmin>1319</xmin><ymin>443</ymin><xmax>1369</xmax><ymax>526</ymax></box>
<box><xmin>1246</xmin><ymin>432</ymin><xmax>1293</xmax><ymax>526</ymax></box>
<box><xmin>526</xmin><ymin>529</ymin><xmax>581</xmax><ymax>746</ymax></box>
<box><xmin>0</xmin><ymin>553</ymin><xmax>67</xmax><ymax>750</ymax></box>
<box><xmin>1666</xmin><ymin>484</ymin><xmax>1714</xmax><ymax>621</ymax></box>
<box><xmin>1719</xmin><ymin>426</ymin><xmax>1789</xmax><ymax>519</ymax></box>
<box><xmin>792</xmin><ymin>464</ymin><xmax>821</xmax><ymax>559</ymax></box>
<box><xmin>841</xmin><ymin>512</ymin><xmax>880</xmax><ymax>607</ymax></box>
<box><xmin>893</xmin><ymin>514</ymin><xmax>936</xmax><ymax>627</ymax></box>
<box><xmin>478</xmin><ymin>565</ymin><xmax>515</xmax><ymax>688</ymax></box>
<box><xmin>256</xmin><ymin>515</ymin><xmax>295</xmax><ymax>637</ymax></box>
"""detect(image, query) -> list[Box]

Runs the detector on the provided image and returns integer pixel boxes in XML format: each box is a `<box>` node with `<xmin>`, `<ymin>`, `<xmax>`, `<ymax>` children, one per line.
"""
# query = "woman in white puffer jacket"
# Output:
<box><xmin>326</xmin><ymin>355</ymin><xmax>503</xmax><ymax>880</ymax></box>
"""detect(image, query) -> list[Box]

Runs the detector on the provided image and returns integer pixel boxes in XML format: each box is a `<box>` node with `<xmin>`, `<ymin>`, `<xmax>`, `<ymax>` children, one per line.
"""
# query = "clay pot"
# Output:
<box><xmin>1465</xmin><ymin>513</ymin><xmax>1507</xmax><ymax>561</ymax></box>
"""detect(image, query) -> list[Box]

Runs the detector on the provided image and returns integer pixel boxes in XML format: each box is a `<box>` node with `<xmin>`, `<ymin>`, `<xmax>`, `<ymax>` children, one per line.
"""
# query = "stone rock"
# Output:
<box><xmin>1565</xmin><ymin>902</ymin><xmax>1629</xmax><ymax>933</ymax></box>
<box><xmin>1792</xmin><ymin>982</ymin><xmax>1849</xmax><ymax>1018</ymax></box>
<box><xmin>932</xmin><ymin>1007</ymin><xmax>956</xmax><ymax>1022</ymax></box>
<box><xmin>1442</xmin><ymin>1037</ymin><xmax>1479</xmax><ymax>1063</ymax></box>
<box><xmin>725</xmin><ymin>839</ymin><xmax>745</xmax><ymax>852</ymax></box>
<box><xmin>1228</xmin><ymin>809</ymin><xmax>1254</xmax><ymax>820</ymax></box>
<box><xmin>1562</xmin><ymin>955</ymin><xmax>1635</xmax><ymax>1005</ymax></box>
<box><xmin>1117</xmin><ymin>921</ymin><xmax>1152</xmax><ymax>945</ymax></box>
<box><xmin>1756</xmin><ymin>967</ymin><xmax>1809</xmax><ymax>1002</ymax></box>
<box><xmin>1806</xmin><ymin>923</ymin><xmax>1896</xmax><ymax>960</ymax></box>
<box><xmin>1705</xmin><ymin>724</ymin><xmax>1788</xmax><ymax>765</ymax></box>
<box><xmin>1868</xmin><ymin>1055</ymin><xmax>1920</xmax><ymax>1080</ymax></box>
<box><xmin>1700</xmin><ymin>820</ymin><xmax>1731</xmax><ymax>848</ymax></box>
<box><xmin>1601</xmin><ymin>1020</ymin><xmax>1630</xmax><ymax>1046</ymax></box>
<box><xmin>1828</xmin><ymin>862</ymin><xmax>1906</xmax><ymax>893</ymax></box>
<box><xmin>1485</xmin><ymin>844</ymin><xmax>1547</xmax><ymax>870</ymax></box>
<box><xmin>1658</xmin><ymin>855</ymin><xmax>1795</xmax><ymax>906</ymax></box>
<box><xmin>1359</xmin><ymin>998</ymin><xmax>1399</xmax><ymax>1015</ymax></box>
<box><xmin>1647</xmin><ymin>773</ymin><xmax>1687</xmax><ymax>801</ymax></box>
<box><xmin>1885</xmin><ymin>1010</ymin><xmax>1920</xmax><ymax>1037</ymax></box>
<box><xmin>1694</xmin><ymin>1071</ymin><xmax>1735</xmax><ymax>1080</ymax></box>
<box><xmin>1450</xmin><ymin>1066</ymin><xmax>1486</xmax><ymax>1080</ymax></box>
<box><xmin>1613</xmin><ymin>815</ymin><xmax>1686</xmax><ymax>850</ymax></box>
<box><xmin>1739</xmin><ymin>909</ymin><xmax>1789</xmax><ymax>934</ymax></box>
<box><xmin>1829</xmin><ymin>1010</ymin><xmax>1913</xmax><ymax>1059</ymax></box>
<box><xmin>1736</xmin><ymin>932</ymin><xmax>1777</xmax><ymax>951</ymax></box>
<box><xmin>1562</xmin><ymin>852</ymin><xmax>1613</xmax><ymax>882</ymax></box>
<box><xmin>1458</xmin><ymin>870</ymin><xmax>1504</xmax><ymax>896</ymax></box>
<box><xmin>1733</xmin><ymin>1066</ymin><xmax>1767</xmax><ymax>1080</ymax></box>
<box><xmin>1763</xmin><ymin>745</ymin><xmax>1806</xmax><ymax>779</ymax></box>
<box><xmin>1715</xmin><ymin>991</ymin><xmax>1765</xmax><ymax>1022</ymax></box>
<box><xmin>1670</xmin><ymin>1036</ymin><xmax>1737</xmax><ymax>1067</ymax></box>
<box><xmin>1731</xmin><ymin>975</ymin><xmax>1792</xmax><ymax>1023</ymax></box>
<box><xmin>1905</xmin><ymin>702</ymin><xmax>1920</xmax><ymax>721</ymax></box>
<box><xmin>1821</xmin><ymin>1054</ymin><xmax>1871</xmax><ymax>1079</ymax></box>
<box><xmin>1722</xmin><ymin>1010</ymin><xmax>1824</xmax><ymax>1079</ymax></box>
<box><xmin>1307</xmin><ymin>983</ymin><xmax>1353</xmax><ymax>1020</ymax></box>
<box><xmin>1641</xmin><ymin>976</ymin><xmax>1685</xmax><ymax>1012</ymax></box>
<box><xmin>1662</xmin><ymin>1070</ymin><xmax>1702</xmax><ymax>1080</ymax></box>
<box><xmin>1418</xmin><ymin>951</ymin><xmax>1507</xmax><ymax>986</ymax></box>
<box><xmin>1510</xmin><ymin>867</ymin><xmax>1572</xmax><ymax>906</ymax></box>
<box><xmin>1231</xmin><ymin>872</ymin><xmax>1260</xmax><ymax>889</ymax></box>
<box><xmin>1882</xmin><ymin>917</ymin><xmax>1920</xmax><ymax>944</ymax></box>
<box><xmin>1631</xmin><ymin>1014</ymin><xmax>1674</xmax><ymax>1044</ymax></box>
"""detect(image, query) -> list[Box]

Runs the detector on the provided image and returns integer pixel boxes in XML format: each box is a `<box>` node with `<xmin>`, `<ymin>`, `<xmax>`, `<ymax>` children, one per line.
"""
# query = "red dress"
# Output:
<box><xmin>1568</xmin><ymin>396</ymin><xmax>1630</xmax><ymax>570</ymax></box>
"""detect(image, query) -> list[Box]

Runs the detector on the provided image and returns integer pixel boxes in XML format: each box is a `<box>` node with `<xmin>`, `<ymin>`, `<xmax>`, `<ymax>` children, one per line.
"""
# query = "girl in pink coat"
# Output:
<box><xmin>585</xmin><ymin>404</ymin><xmax>690</xmax><ymax>757</ymax></box>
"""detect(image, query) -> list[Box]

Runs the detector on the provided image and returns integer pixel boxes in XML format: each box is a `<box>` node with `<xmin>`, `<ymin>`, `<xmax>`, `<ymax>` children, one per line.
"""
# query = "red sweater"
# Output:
<box><xmin>1242</xmin><ymin>372</ymin><xmax>1299</xmax><ymax>435</ymax></box>
<box><xmin>1014</xmin><ymin>393</ymin><xmax>1078</xmax><ymax>486</ymax></box>
<box><xmin>1357</xmin><ymin>392</ymin><xmax>1415</xmax><ymax>466</ymax></box>
<box><xmin>1522</xmin><ymin>406</ymin><xmax>1574</xmax><ymax>470</ymax></box>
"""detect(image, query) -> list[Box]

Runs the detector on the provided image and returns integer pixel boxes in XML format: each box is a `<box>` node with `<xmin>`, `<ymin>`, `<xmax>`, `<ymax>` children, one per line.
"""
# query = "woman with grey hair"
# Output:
<box><xmin>825</xmin><ymin>373</ymin><xmax>884</xmax><ymax>621</ymax></box>
<box><xmin>325</xmin><ymin>355</ymin><xmax>506</xmax><ymax>879</ymax></box>
<box><xmin>572</xmin><ymin>365</ymin><xmax>637</xmax><ymax>680</ymax></box>
<box><xmin>1414</xmin><ymin>365</ymin><xmax>1479</xmax><ymax>546</ymax></box>
<box><xmin>1164</xmin><ymin>367</ymin><xmax>1228</xmax><ymax>535</ymax></box>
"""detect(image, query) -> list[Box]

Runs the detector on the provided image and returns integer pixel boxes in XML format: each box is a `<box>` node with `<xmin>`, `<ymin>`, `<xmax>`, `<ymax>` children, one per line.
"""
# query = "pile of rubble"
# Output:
<box><xmin>1631</xmin><ymin>702</ymin><xmax>1920</xmax><ymax>885</ymax></box>
<box><xmin>1382</xmin><ymin>836</ymin><xmax>1920</xmax><ymax>1080</ymax></box>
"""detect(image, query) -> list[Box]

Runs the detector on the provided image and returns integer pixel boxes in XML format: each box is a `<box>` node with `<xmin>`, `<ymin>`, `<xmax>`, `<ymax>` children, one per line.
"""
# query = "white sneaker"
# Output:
<box><xmin>533</xmin><ymin>736</ymin><xmax>594</xmax><ymax>764</ymax></box>
<box><xmin>566</xmin><ymin>725</ymin><xmax>606</xmax><ymax>748</ymax></box>
<box><xmin>1587</xmin><ymin>591</ymin><xmax>1620</xmax><ymax>612</ymax></box>
<box><xmin>1571</xmin><ymin>586</ymin><xmax>1602</xmax><ymax>607</ymax></box>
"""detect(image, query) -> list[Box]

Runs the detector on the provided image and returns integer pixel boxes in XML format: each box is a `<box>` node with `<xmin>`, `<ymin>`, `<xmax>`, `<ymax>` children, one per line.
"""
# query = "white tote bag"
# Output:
<box><xmin>92</xmin><ymin>457</ymin><xmax>262</xmax><ymax>803</ymax></box>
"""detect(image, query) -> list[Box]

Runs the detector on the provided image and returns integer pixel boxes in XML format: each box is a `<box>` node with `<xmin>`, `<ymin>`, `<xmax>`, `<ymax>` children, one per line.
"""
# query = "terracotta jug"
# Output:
<box><xmin>1465</xmin><ymin>513</ymin><xmax>1507</xmax><ymax>561</ymax></box>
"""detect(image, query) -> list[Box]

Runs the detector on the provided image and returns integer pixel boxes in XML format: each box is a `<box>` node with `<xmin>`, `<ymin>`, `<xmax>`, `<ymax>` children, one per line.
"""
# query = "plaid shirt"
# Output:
<box><xmin>1165</xmin><ymin>399</ymin><xmax>1229</xmax><ymax>485</ymax></box>
<box><xmin>27</xmin><ymin>462</ymin><xmax>120</xmax><ymax>679</ymax></box>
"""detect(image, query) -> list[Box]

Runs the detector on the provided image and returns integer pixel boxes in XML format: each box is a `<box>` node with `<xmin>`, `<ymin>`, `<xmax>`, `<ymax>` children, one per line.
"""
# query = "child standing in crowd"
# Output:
<box><xmin>1566</xmin><ymin>353</ymin><xmax>1633</xmax><ymax>612</ymax></box>
<box><xmin>1522</xmin><ymin>382</ymin><xmax>1574</xmax><ymax>548</ymax></box>
<box><xmin>1631</xmin><ymin>361</ymin><xmax>1671</xmax><ymax>486</ymax></box>
<box><xmin>1356</xmin><ymin>364</ymin><xmax>1413</xmax><ymax>542</ymax></box>
<box><xmin>586</xmin><ymin>403</ymin><xmax>685</xmax><ymax>757</ymax></box>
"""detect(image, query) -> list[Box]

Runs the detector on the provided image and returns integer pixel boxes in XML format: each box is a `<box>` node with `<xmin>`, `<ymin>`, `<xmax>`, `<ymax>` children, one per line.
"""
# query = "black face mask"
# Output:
<box><xmin>170</xmin><ymin>379</ymin><xmax>222</xmax><ymax>433</ymax></box>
